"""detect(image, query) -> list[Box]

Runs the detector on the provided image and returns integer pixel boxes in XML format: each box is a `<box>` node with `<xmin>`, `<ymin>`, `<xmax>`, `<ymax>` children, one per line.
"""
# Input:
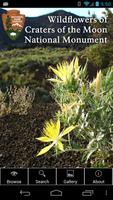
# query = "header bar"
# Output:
<box><xmin>0</xmin><ymin>0</ymin><xmax>113</xmax><ymax>8</ymax></box>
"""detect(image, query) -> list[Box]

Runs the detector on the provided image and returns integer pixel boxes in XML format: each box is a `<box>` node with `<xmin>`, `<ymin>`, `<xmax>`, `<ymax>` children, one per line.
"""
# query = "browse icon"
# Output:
<box><xmin>50</xmin><ymin>189</ymin><xmax>63</xmax><ymax>197</ymax></box>
<box><xmin>10</xmin><ymin>171</ymin><xmax>18</xmax><ymax>177</ymax></box>
<box><xmin>82</xmin><ymin>190</ymin><xmax>94</xmax><ymax>197</ymax></box>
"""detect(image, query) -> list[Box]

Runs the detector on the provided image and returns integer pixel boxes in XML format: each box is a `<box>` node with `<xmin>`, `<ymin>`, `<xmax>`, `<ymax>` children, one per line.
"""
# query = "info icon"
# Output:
<box><xmin>95</xmin><ymin>170</ymin><xmax>102</xmax><ymax>178</ymax></box>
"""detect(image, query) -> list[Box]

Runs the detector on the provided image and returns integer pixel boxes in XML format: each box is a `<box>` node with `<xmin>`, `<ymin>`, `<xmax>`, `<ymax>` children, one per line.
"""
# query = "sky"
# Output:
<box><xmin>5</xmin><ymin>8</ymin><xmax>113</xmax><ymax>18</ymax></box>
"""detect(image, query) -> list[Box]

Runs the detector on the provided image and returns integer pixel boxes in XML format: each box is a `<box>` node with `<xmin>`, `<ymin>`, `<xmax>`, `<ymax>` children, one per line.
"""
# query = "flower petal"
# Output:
<box><xmin>96</xmin><ymin>70</ymin><xmax>102</xmax><ymax>95</ymax></box>
<box><xmin>57</xmin><ymin>141</ymin><xmax>64</xmax><ymax>151</ymax></box>
<box><xmin>43</xmin><ymin>119</ymin><xmax>60</xmax><ymax>139</ymax></box>
<box><xmin>49</xmin><ymin>66</ymin><xmax>63</xmax><ymax>79</ymax></box>
<box><xmin>61</xmin><ymin>125</ymin><xmax>76</xmax><ymax>137</ymax></box>
<box><xmin>48</xmin><ymin>78</ymin><xmax>63</xmax><ymax>83</ymax></box>
<box><xmin>74</xmin><ymin>57</ymin><xmax>79</xmax><ymax>73</ymax></box>
<box><xmin>36</xmin><ymin>143</ymin><xmax>53</xmax><ymax>157</ymax></box>
<box><xmin>36</xmin><ymin>136</ymin><xmax>52</xmax><ymax>142</ymax></box>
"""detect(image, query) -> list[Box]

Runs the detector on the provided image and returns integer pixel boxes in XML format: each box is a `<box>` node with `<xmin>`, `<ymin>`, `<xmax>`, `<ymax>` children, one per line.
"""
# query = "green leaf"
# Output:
<box><xmin>36</xmin><ymin>143</ymin><xmax>53</xmax><ymax>157</ymax></box>
<box><xmin>96</xmin><ymin>134</ymin><xmax>104</xmax><ymax>141</ymax></box>
<box><xmin>36</xmin><ymin>136</ymin><xmax>52</xmax><ymax>142</ymax></box>
<box><xmin>87</xmin><ymin>139</ymin><xmax>96</xmax><ymax>149</ymax></box>
<box><xmin>86</xmin><ymin>149</ymin><xmax>97</xmax><ymax>163</ymax></box>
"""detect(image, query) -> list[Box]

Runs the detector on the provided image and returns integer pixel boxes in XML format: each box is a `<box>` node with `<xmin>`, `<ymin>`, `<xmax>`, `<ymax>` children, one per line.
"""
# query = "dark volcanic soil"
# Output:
<box><xmin>0</xmin><ymin>103</ymin><xmax>84</xmax><ymax>168</ymax></box>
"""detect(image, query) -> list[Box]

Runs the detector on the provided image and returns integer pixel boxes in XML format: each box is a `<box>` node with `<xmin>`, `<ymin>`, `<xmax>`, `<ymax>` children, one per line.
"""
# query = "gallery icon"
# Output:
<box><xmin>66</xmin><ymin>170</ymin><xmax>74</xmax><ymax>178</ymax></box>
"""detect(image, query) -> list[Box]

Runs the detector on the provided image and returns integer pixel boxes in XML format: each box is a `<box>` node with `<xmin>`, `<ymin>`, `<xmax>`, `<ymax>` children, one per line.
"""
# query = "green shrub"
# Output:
<box><xmin>81</xmin><ymin>42</ymin><xmax>113</xmax><ymax>70</ymax></box>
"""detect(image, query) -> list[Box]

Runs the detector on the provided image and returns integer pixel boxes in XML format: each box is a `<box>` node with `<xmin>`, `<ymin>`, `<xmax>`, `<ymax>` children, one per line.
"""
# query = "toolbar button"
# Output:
<box><xmin>57</xmin><ymin>169</ymin><xmax>84</xmax><ymax>185</ymax></box>
<box><xmin>50</xmin><ymin>189</ymin><xmax>63</xmax><ymax>197</ymax></box>
<box><xmin>1</xmin><ymin>169</ymin><xmax>27</xmax><ymax>185</ymax></box>
<box><xmin>38</xmin><ymin>170</ymin><xmax>46</xmax><ymax>178</ymax></box>
<box><xmin>20</xmin><ymin>190</ymin><xmax>31</xmax><ymax>197</ymax></box>
<box><xmin>95</xmin><ymin>170</ymin><xmax>102</xmax><ymax>178</ymax></box>
<box><xmin>85</xmin><ymin>169</ymin><xmax>112</xmax><ymax>185</ymax></box>
<box><xmin>29</xmin><ymin>169</ymin><xmax>56</xmax><ymax>185</ymax></box>
<box><xmin>82</xmin><ymin>190</ymin><xmax>94</xmax><ymax>197</ymax></box>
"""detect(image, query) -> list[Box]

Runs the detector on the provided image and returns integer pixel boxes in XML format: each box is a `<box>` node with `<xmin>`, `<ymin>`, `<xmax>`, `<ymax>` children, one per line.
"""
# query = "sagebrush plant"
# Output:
<box><xmin>0</xmin><ymin>86</ymin><xmax>35</xmax><ymax>117</ymax></box>
<box><xmin>36</xmin><ymin>118</ymin><xmax>76</xmax><ymax>156</ymax></box>
<box><xmin>0</xmin><ymin>90</ymin><xmax>9</xmax><ymax>117</ymax></box>
<box><xmin>8</xmin><ymin>86</ymin><xmax>35</xmax><ymax>115</ymax></box>
<box><xmin>46</xmin><ymin>57</ymin><xmax>113</xmax><ymax>167</ymax></box>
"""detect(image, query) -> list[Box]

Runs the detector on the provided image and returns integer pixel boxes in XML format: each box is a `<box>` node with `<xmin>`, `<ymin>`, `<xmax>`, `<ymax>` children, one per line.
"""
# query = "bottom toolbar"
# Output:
<box><xmin>0</xmin><ymin>168</ymin><xmax>113</xmax><ymax>186</ymax></box>
<box><xmin>0</xmin><ymin>186</ymin><xmax>113</xmax><ymax>198</ymax></box>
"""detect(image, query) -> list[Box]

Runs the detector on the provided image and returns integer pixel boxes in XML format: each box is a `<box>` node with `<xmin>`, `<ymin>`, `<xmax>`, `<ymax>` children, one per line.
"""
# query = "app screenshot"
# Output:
<box><xmin>0</xmin><ymin>0</ymin><xmax>113</xmax><ymax>198</ymax></box>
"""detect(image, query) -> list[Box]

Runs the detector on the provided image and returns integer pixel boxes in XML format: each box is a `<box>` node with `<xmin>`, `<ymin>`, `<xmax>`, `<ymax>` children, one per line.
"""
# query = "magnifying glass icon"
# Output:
<box><xmin>38</xmin><ymin>170</ymin><xmax>46</xmax><ymax>177</ymax></box>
